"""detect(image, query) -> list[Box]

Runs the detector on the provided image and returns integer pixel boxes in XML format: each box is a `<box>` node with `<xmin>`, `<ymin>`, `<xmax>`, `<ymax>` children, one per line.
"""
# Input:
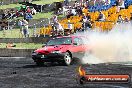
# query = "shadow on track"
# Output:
<box><xmin>21</xmin><ymin>62</ymin><xmax>68</xmax><ymax>68</ymax></box>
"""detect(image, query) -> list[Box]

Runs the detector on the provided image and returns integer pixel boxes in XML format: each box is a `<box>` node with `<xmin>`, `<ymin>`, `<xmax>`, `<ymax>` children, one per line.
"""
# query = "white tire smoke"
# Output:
<box><xmin>75</xmin><ymin>23</ymin><xmax>132</xmax><ymax>64</ymax></box>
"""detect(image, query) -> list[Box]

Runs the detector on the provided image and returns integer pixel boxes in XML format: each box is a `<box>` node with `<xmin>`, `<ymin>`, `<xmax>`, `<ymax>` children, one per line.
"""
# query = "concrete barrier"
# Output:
<box><xmin>0</xmin><ymin>48</ymin><xmax>35</xmax><ymax>57</ymax></box>
<box><xmin>0</xmin><ymin>37</ymin><xmax>49</xmax><ymax>43</ymax></box>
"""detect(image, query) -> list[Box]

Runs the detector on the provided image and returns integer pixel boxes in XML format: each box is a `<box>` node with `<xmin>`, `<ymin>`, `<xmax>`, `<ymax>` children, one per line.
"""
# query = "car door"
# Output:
<box><xmin>69</xmin><ymin>37</ymin><xmax>85</xmax><ymax>59</ymax></box>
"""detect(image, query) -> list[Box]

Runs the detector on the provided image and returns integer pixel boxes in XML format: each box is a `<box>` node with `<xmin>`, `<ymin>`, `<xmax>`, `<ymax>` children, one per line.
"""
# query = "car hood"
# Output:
<box><xmin>35</xmin><ymin>45</ymin><xmax>71</xmax><ymax>54</ymax></box>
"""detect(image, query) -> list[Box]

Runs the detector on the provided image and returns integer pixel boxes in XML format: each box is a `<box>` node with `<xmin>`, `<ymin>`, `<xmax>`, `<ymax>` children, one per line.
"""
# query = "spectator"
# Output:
<box><xmin>86</xmin><ymin>19</ymin><xmax>92</xmax><ymax>31</ymax></box>
<box><xmin>80</xmin><ymin>0</ymin><xmax>84</xmax><ymax>6</ymax></box>
<box><xmin>84</xmin><ymin>0</ymin><xmax>88</xmax><ymax>7</ymax></box>
<box><xmin>31</xmin><ymin>7</ymin><xmax>37</xmax><ymax>15</ymax></box>
<box><xmin>117</xmin><ymin>15</ymin><xmax>124</xmax><ymax>23</ymax></box>
<box><xmin>22</xmin><ymin>19</ymin><xmax>29</xmax><ymax>37</ymax></box>
<box><xmin>116</xmin><ymin>6</ymin><xmax>120</xmax><ymax>13</ymax></box>
<box><xmin>2</xmin><ymin>10</ymin><xmax>7</xmax><ymax>19</ymax></box>
<box><xmin>115</xmin><ymin>0</ymin><xmax>120</xmax><ymax>6</ymax></box>
<box><xmin>20</xmin><ymin>10</ymin><xmax>24</xmax><ymax>17</ymax></box>
<box><xmin>82</xmin><ymin>6</ymin><xmax>88</xmax><ymax>14</ymax></box>
<box><xmin>24</xmin><ymin>11</ymin><xmax>33</xmax><ymax>22</ymax></box>
<box><xmin>18</xmin><ymin>19</ymin><xmax>23</xmax><ymax>37</ymax></box>
<box><xmin>86</xmin><ymin>12</ymin><xmax>91</xmax><ymax>21</ymax></box>
<box><xmin>82</xmin><ymin>13</ymin><xmax>88</xmax><ymax>30</ymax></box>
<box><xmin>124</xmin><ymin>16</ymin><xmax>129</xmax><ymax>23</ymax></box>
<box><xmin>66</xmin><ymin>10</ymin><xmax>74</xmax><ymax>19</ymax></box>
<box><xmin>52</xmin><ymin>15</ymin><xmax>58</xmax><ymax>31</ymax></box>
<box><xmin>7</xmin><ymin>10</ymin><xmax>11</xmax><ymax>19</ymax></box>
<box><xmin>26</xmin><ymin>6</ymin><xmax>31</xmax><ymax>13</ymax></box>
<box><xmin>104</xmin><ymin>0</ymin><xmax>111</xmax><ymax>5</ymax></box>
<box><xmin>76</xmin><ymin>5</ymin><xmax>83</xmax><ymax>16</ymax></box>
<box><xmin>97</xmin><ymin>11</ymin><xmax>105</xmax><ymax>21</ymax></box>
<box><xmin>57</xmin><ymin>8</ymin><xmax>63</xmax><ymax>15</ymax></box>
<box><xmin>10</xmin><ymin>9</ymin><xmax>16</xmax><ymax>19</ymax></box>
<box><xmin>71</xmin><ymin>8</ymin><xmax>76</xmax><ymax>15</ymax></box>
<box><xmin>56</xmin><ymin>22</ymin><xmax>64</xmax><ymax>36</ymax></box>
<box><xmin>67</xmin><ymin>20</ymin><xmax>73</xmax><ymax>34</ymax></box>
<box><xmin>64</xmin><ymin>0</ymin><xmax>69</xmax><ymax>6</ymax></box>
<box><xmin>15</xmin><ymin>10</ymin><xmax>20</xmax><ymax>17</ymax></box>
<box><xmin>24</xmin><ymin>12</ymin><xmax>28</xmax><ymax>21</ymax></box>
<box><xmin>118</xmin><ymin>0</ymin><xmax>125</xmax><ymax>9</ymax></box>
<box><xmin>20</xmin><ymin>5</ymin><xmax>26</xmax><ymax>13</ymax></box>
<box><xmin>52</xmin><ymin>15</ymin><xmax>58</xmax><ymax>24</ymax></box>
<box><xmin>73</xmin><ymin>1</ymin><xmax>79</xmax><ymax>9</ymax></box>
<box><xmin>62</xmin><ymin>5</ymin><xmax>69</xmax><ymax>16</ymax></box>
<box><xmin>108</xmin><ymin>12</ymin><xmax>111</xmax><ymax>17</ymax></box>
<box><xmin>130</xmin><ymin>13</ymin><xmax>132</xmax><ymax>25</ymax></box>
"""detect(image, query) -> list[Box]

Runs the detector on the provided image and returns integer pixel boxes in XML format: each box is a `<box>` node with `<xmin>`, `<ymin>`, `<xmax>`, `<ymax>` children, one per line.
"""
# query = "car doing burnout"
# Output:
<box><xmin>32</xmin><ymin>36</ymin><xmax>90</xmax><ymax>66</ymax></box>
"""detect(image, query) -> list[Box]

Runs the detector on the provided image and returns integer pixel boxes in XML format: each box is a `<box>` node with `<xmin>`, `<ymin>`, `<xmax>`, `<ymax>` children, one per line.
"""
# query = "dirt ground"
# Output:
<box><xmin>0</xmin><ymin>57</ymin><xmax>131</xmax><ymax>88</ymax></box>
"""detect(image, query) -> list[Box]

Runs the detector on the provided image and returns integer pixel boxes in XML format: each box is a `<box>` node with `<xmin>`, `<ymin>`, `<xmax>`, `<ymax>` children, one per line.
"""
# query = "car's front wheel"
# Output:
<box><xmin>63</xmin><ymin>52</ymin><xmax>72</xmax><ymax>66</ymax></box>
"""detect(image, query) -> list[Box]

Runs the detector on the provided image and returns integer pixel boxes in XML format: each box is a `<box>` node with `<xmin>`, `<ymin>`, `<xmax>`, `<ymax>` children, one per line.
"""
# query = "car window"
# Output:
<box><xmin>73</xmin><ymin>38</ymin><xmax>79</xmax><ymax>45</ymax></box>
<box><xmin>47</xmin><ymin>37</ymin><xmax>72</xmax><ymax>45</ymax></box>
<box><xmin>73</xmin><ymin>37</ymin><xmax>84</xmax><ymax>45</ymax></box>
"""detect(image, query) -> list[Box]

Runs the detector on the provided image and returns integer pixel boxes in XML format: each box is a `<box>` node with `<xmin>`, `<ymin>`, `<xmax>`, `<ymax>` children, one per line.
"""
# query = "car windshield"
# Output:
<box><xmin>46</xmin><ymin>37</ymin><xmax>72</xmax><ymax>46</ymax></box>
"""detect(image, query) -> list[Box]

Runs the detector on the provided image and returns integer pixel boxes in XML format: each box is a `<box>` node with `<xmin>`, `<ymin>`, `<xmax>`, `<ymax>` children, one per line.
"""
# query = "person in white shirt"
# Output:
<box><xmin>56</xmin><ymin>22</ymin><xmax>64</xmax><ymax>35</ymax></box>
<box><xmin>18</xmin><ymin>19</ymin><xmax>23</xmax><ymax>37</ymax></box>
<box><xmin>97</xmin><ymin>11</ymin><xmax>105</xmax><ymax>21</ymax></box>
<box><xmin>22</xmin><ymin>19</ymin><xmax>29</xmax><ymax>37</ymax></box>
<box><xmin>117</xmin><ymin>15</ymin><xmax>124</xmax><ymax>23</ymax></box>
<box><xmin>31</xmin><ymin>7</ymin><xmax>37</xmax><ymax>15</ymax></box>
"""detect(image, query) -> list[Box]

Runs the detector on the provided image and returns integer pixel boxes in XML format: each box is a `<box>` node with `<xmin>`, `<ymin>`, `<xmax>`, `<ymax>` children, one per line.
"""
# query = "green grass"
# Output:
<box><xmin>32</xmin><ymin>12</ymin><xmax>53</xmax><ymax>19</ymax></box>
<box><xmin>32</xmin><ymin>0</ymin><xmax>63</xmax><ymax>5</ymax></box>
<box><xmin>0</xmin><ymin>28</ymin><xmax>37</xmax><ymax>38</ymax></box>
<box><xmin>0</xmin><ymin>0</ymin><xmax>63</xmax><ymax>9</ymax></box>
<box><xmin>0</xmin><ymin>3</ymin><xmax>21</xmax><ymax>9</ymax></box>
<box><xmin>0</xmin><ymin>43</ymin><xmax>42</xmax><ymax>49</ymax></box>
<box><xmin>15</xmin><ymin>12</ymin><xmax>64</xmax><ymax>20</ymax></box>
<box><xmin>0</xmin><ymin>0</ymin><xmax>64</xmax><ymax>20</ymax></box>
<box><xmin>14</xmin><ymin>12</ymin><xmax>53</xmax><ymax>20</ymax></box>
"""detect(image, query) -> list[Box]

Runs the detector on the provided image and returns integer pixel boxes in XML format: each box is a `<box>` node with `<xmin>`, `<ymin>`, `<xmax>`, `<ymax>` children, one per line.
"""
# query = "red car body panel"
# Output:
<box><xmin>35</xmin><ymin>45</ymin><xmax>74</xmax><ymax>54</ymax></box>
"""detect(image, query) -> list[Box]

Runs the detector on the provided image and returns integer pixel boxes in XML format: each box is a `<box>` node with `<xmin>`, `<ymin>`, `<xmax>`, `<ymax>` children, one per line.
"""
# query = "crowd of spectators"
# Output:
<box><xmin>49</xmin><ymin>0</ymin><xmax>132</xmax><ymax>36</ymax></box>
<box><xmin>117</xmin><ymin>14</ymin><xmax>130</xmax><ymax>24</ymax></box>
<box><xmin>0</xmin><ymin>5</ymin><xmax>37</xmax><ymax>37</ymax></box>
<box><xmin>1</xmin><ymin>5</ymin><xmax>36</xmax><ymax>20</ymax></box>
<box><xmin>0</xmin><ymin>0</ymin><xmax>132</xmax><ymax>37</ymax></box>
<box><xmin>51</xmin><ymin>0</ymin><xmax>95</xmax><ymax>36</ymax></box>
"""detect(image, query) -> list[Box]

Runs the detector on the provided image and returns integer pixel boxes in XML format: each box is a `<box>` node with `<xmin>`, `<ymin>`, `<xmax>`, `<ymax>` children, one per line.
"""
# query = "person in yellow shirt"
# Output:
<box><xmin>82</xmin><ymin>6</ymin><xmax>88</xmax><ymax>14</ymax></box>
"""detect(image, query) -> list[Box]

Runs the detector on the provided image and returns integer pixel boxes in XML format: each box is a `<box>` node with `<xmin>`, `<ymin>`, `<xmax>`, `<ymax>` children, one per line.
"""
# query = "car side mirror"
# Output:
<box><xmin>42</xmin><ymin>44</ymin><xmax>46</xmax><ymax>47</ymax></box>
<box><xmin>73</xmin><ymin>42</ymin><xmax>78</xmax><ymax>45</ymax></box>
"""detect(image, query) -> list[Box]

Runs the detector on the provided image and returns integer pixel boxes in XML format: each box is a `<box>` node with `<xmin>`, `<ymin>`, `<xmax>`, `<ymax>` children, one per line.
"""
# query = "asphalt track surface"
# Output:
<box><xmin>0</xmin><ymin>57</ymin><xmax>131</xmax><ymax>88</ymax></box>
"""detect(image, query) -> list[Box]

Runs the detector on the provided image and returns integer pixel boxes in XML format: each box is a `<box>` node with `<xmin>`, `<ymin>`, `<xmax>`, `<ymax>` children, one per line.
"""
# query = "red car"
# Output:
<box><xmin>32</xmin><ymin>35</ymin><xmax>89</xmax><ymax>66</ymax></box>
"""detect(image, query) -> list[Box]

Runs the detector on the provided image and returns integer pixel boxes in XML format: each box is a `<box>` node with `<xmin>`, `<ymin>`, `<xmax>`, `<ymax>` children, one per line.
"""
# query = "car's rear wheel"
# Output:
<box><xmin>36</xmin><ymin>61</ymin><xmax>44</xmax><ymax>66</ymax></box>
<box><xmin>63</xmin><ymin>52</ymin><xmax>72</xmax><ymax>66</ymax></box>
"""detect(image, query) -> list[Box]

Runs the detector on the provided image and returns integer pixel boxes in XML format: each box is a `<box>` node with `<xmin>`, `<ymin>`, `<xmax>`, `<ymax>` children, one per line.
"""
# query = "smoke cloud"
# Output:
<box><xmin>75</xmin><ymin>23</ymin><xmax>132</xmax><ymax>64</ymax></box>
